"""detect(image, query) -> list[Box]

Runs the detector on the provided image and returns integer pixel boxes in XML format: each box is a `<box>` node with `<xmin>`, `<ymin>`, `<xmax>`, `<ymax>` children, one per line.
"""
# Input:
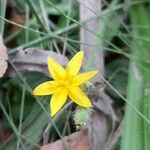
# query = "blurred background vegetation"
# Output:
<box><xmin>0</xmin><ymin>0</ymin><xmax>150</xmax><ymax>150</ymax></box>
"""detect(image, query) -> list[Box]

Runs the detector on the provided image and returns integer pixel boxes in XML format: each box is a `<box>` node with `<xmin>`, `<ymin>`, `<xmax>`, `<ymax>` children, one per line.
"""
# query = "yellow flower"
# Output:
<box><xmin>33</xmin><ymin>51</ymin><xmax>98</xmax><ymax>116</ymax></box>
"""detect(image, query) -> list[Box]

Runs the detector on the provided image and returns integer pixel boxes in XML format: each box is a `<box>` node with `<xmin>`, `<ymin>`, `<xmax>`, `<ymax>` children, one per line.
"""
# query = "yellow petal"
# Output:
<box><xmin>50</xmin><ymin>88</ymin><xmax>67</xmax><ymax>116</ymax></box>
<box><xmin>47</xmin><ymin>56</ymin><xmax>66</xmax><ymax>80</ymax></box>
<box><xmin>33</xmin><ymin>81</ymin><xmax>57</xmax><ymax>96</ymax></box>
<box><xmin>68</xmin><ymin>87</ymin><xmax>91</xmax><ymax>107</ymax></box>
<box><xmin>66</xmin><ymin>51</ymin><xmax>83</xmax><ymax>77</ymax></box>
<box><xmin>72</xmin><ymin>71</ymin><xmax>98</xmax><ymax>86</ymax></box>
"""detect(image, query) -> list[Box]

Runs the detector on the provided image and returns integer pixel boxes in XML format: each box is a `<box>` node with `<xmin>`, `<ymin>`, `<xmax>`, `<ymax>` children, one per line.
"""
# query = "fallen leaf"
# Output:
<box><xmin>0</xmin><ymin>128</ymin><xmax>12</xmax><ymax>144</ymax></box>
<box><xmin>0</xmin><ymin>35</ymin><xmax>8</xmax><ymax>78</ymax></box>
<box><xmin>88</xmin><ymin>88</ymin><xmax>118</xmax><ymax>121</ymax></box>
<box><xmin>41</xmin><ymin>128</ymin><xmax>90</xmax><ymax>150</ymax></box>
<box><xmin>7</xmin><ymin>48</ymin><xmax>68</xmax><ymax>77</ymax></box>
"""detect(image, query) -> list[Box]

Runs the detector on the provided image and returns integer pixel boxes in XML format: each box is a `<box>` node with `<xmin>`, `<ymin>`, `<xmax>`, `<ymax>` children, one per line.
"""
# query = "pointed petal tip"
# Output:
<box><xmin>32</xmin><ymin>89</ymin><xmax>41</xmax><ymax>96</ymax></box>
<box><xmin>47</xmin><ymin>56</ymin><xmax>55</xmax><ymax>64</ymax></box>
<box><xmin>78</xmin><ymin>100</ymin><xmax>92</xmax><ymax>108</ymax></box>
<box><xmin>32</xmin><ymin>91</ymin><xmax>35</xmax><ymax>95</ymax></box>
<box><xmin>50</xmin><ymin>108</ymin><xmax>58</xmax><ymax>117</ymax></box>
<box><xmin>73</xmin><ymin>51</ymin><xmax>84</xmax><ymax>61</ymax></box>
<box><xmin>78</xmin><ymin>50</ymin><xmax>84</xmax><ymax>56</ymax></box>
<box><xmin>50</xmin><ymin>111</ymin><xmax>55</xmax><ymax>117</ymax></box>
<box><xmin>47</xmin><ymin>56</ymin><xmax>51</xmax><ymax>66</ymax></box>
<box><xmin>85</xmin><ymin>101</ymin><xmax>92</xmax><ymax>107</ymax></box>
<box><xmin>74</xmin><ymin>50</ymin><xmax>84</xmax><ymax>59</ymax></box>
<box><xmin>92</xmin><ymin>70</ymin><xmax>98</xmax><ymax>74</ymax></box>
<box><xmin>89</xmin><ymin>70</ymin><xmax>99</xmax><ymax>78</ymax></box>
<box><xmin>47</xmin><ymin>56</ymin><xmax>50</xmax><ymax>60</ymax></box>
<box><xmin>47</xmin><ymin>56</ymin><xmax>52</xmax><ymax>62</ymax></box>
<box><xmin>32</xmin><ymin>89</ymin><xmax>37</xmax><ymax>95</ymax></box>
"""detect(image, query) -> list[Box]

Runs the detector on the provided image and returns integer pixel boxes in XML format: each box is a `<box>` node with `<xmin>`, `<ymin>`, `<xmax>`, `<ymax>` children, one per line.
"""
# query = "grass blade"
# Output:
<box><xmin>121</xmin><ymin>2</ymin><xmax>150</xmax><ymax>150</ymax></box>
<box><xmin>0</xmin><ymin>0</ymin><xmax>7</xmax><ymax>35</ymax></box>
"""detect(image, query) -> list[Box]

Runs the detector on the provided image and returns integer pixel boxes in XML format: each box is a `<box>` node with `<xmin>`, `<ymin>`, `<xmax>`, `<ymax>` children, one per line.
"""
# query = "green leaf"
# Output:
<box><xmin>121</xmin><ymin>3</ymin><xmax>150</xmax><ymax>150</ymax></box>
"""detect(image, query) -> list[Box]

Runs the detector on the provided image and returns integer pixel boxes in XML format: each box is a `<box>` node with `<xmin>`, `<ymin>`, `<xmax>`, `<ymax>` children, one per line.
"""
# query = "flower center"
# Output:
<box><xmin>63</xmin><ymin>80</ymin><xmax>69</xmax><ymax>87</ymax></box>
<box><xmin>59</xmin><ymin>80</ymin><xmax>70</xmax><ymax>88</ymax></box>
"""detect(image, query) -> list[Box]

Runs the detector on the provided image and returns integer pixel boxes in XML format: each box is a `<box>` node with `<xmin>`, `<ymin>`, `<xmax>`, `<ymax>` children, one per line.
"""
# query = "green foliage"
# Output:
<box><xmin>121</xmin><ymin>2</ymin><xmax>150</xmax><ymax>150</ymax></box>
<box><xmin>0</xmin><ymin>0</ymin><xmax>150</xmax><ymax>149</ymax></box>
<box><xmin>106</xmin><ymin>58</ymin><xmax>128</xmax><ymax>101</ymax></box>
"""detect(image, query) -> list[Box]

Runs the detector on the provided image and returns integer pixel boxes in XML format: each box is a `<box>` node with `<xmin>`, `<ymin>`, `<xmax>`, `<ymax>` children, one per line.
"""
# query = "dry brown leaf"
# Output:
<box><xmin>0</xmin><ymin>35</ymin><xmax>8</xmax><ymax>78</ymax></box>
<box><xmin>0</xmin><ymin>128</ymin><xmax>12</xmax><ymax>144</ymax></box>
<box><xmin>41</xmin><ymin>128</ymin><xmax>90</xmax><ymax>150</ymax></box>
<box><xmin>7</xmin><ymin>48</ymin><xmax>68</xmax><ymax>77</ymax></box>
<box><xmin>88</xmin><ymin>88</ymin><xmax>118</xmax><ymax>122</ymax></box>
